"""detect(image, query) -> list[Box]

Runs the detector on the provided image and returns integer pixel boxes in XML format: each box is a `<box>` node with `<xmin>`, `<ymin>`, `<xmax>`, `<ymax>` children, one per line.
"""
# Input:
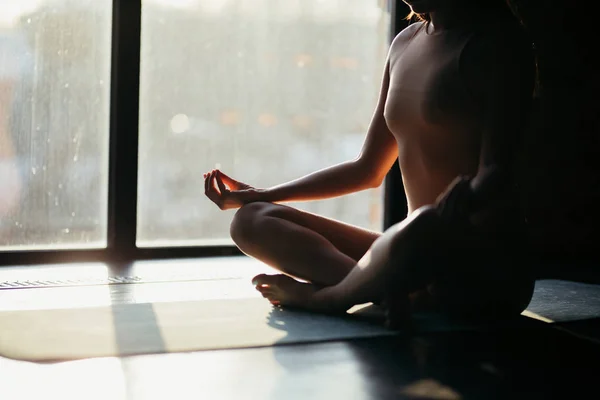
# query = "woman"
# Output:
<box><xmin>204</xmin><ymin>0</ymin><xmax>537</xmax><ymax>325</ymax></box>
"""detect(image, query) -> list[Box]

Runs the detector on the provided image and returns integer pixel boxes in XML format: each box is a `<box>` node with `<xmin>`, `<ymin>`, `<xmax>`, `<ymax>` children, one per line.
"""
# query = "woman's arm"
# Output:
<box><xmin>259</xmin><ymin>59</ymin><xmax>399</xmax><ymax>203</ymax></box>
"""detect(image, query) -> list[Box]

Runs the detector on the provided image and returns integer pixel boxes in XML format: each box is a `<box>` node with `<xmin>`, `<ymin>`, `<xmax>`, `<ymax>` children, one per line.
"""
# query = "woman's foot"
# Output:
<box><xmin>252</xmin><ymin>274</ymin><xmax>318</xmax><ymax>309</ymax></box>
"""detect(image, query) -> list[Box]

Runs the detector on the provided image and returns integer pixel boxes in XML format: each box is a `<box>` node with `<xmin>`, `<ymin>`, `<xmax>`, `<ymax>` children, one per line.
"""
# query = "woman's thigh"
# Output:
<box><xmin>243</xmin><ymin>202</ymin><xmax>382</xmax><ymax>262</ymax></box>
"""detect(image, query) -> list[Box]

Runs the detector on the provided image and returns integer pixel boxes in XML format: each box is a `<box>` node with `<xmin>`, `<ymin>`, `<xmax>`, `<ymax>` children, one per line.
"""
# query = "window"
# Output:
<box><xmin>0</xmin><ymin>0</ymin><xmax>112</xmax><ymax>250</ymax></box>
<box><xmin>0</xmin><ymin>0</ymin><xmax>395</xmax><ymax>262</ymax></box>
<box><xmin>137</xmin><ymin>0</ymin><xmax>391</xmax><ymax>246</ymax></box>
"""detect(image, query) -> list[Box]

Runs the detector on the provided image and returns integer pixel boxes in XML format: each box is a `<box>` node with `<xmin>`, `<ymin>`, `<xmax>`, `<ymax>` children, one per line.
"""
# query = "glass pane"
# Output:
<box><xmin>0</xmin><ymin>0</ymin><xmax>112</xmax><ymax>250</ymax></box>
<box><xmin>138</xmin><ymin>0</ymin><xmax>391</xmax><ymax>247</ymax></box>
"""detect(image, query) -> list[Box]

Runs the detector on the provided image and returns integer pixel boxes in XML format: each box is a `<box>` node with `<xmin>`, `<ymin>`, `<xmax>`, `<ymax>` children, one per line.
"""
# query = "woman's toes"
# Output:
<box><xmin>251</xmin><ymin>274</ymin><xmax>264</xmax><ymax>285</ymax></box>
<box><xmin>254</xmin><ymin>281</ymin><xmax>281</xmax><ymax>302</ymax></box>
<box><xmin>260</xmin><ymin>289</ymin><xmax>280</xmax><ymax>305</ymax></box>
<box><xmin>252</xmin><ymin>273</ymin><xmax>288</xmax><ymax>287</ymax></box>
<box><xmin>269</xmin><ymin>296</ymin><xmax>281</xmax><ymax>305</ymax></box>
<box><xmin>255</xmin><ymin>285</ymin><xmax>271</xmax><ymax>296</ymax></box>
<box><xmin>252</xmin><ymin>273</ymin><xmax>273</xmax><ymax>286</ymax></box>
<box><xmin>259</xmin><ymin>288</ymin><xmax>273</xmax><ymax>298</ymax></box>
<box><xmin>256</xmin><ymin>286</ymin><xmax>267</xmax><ymax>294</ymax></box>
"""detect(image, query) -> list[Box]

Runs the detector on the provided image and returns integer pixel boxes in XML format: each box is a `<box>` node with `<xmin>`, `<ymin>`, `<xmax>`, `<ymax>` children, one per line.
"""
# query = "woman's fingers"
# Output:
<box><xmin>215</xmin><ymin>170</ymin><xmax>232</xmax><ymax>191</ymax></box>
<box><xmin>204</xmin><ymin>169</ymin><xmax>248</xmax><ymax>210</ymax></box>
<box><xmin>210</xmin><ymin>170</ymin><xmax>220</xmax><ymax>193</ymax></box>
<box><xmin>205</xmin><ymin>180</ymin><xmax>219</xmax><ymax>204</ymax></box>
<box><xmin>208</xmin><ymin>170</ymin><xmax>217</xmax><ymax>193</ymax></box>
<box><xmin>218</xmin><ymin>170</ymin><xmax>241</xmax><ymax>189</ymax></box>
<box><xmin>204</xmin><ymin>170</ymin><xmax>223</xmax><ymax>208</ymax></box>
<box><xmin>216</xmin><ymin>169</ymin><xmax>234</xmax><ymax>182</ymax></box>
<box><xmin>211</xmin><ymin>171</ymin><xmax>240</xmax><ymax>210</ymax></box>
<box><xmin>215</xmin><ymin>172</ymin><xmax>229</xmax><ymax>194</ymax></box>
<box><xmin>204</xmin><ymin>171</ymin><xmax>211</xmax><ymax>194</ymax></box>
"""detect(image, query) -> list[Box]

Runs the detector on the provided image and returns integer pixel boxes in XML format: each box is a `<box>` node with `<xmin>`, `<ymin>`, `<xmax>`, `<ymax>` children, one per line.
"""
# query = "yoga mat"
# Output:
<box><xmin>525</xmin><ymin>279</ymin><xmax>600</xmax><ymax>323</ymax></box>
<box><xmin>0</xmin><ymin>297</ymin><xmax>533</xmax><ymax>363</ymax></box>
<box><xmin>0</xmin><ymin>298</ymin><xmax>395</xmax><ymax>362</ymax></box>
<box><xmin>524</xmin><ymin>279</ymin><xmax>600</xmax><ymax>345</ymax></box>
<box><xmin>2</xmin><ymin>278</ymin><xmax>595</xmax><ymax>362</ymax></box>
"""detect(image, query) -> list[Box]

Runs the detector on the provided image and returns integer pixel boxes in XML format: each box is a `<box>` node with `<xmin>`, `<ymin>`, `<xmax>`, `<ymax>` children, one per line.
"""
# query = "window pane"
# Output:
<box><xmin>0</xmin><ymin>1</ymin><xmax>112</xmax><ymax>250</ymax></box>
<box><xmin>138</xmin><ymin>0</ymin><xmax>391</xmax><ymax>247</ymax></box>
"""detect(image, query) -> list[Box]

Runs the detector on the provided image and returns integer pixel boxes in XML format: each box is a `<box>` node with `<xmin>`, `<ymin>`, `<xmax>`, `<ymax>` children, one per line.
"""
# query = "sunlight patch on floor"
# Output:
<box><xmin>521</xmin><ymin>310</ymin><xmax>554</xmax><ymax>323</ymax></box>
<box><xmin>0</xmin><ymin>262</ymin><xmax>111</xmax><ymax>283</ymax></box>
<box><xmin>0</xmin><ymin>257</ymin><xmax>275</xmax><ymax>311</ymax></box>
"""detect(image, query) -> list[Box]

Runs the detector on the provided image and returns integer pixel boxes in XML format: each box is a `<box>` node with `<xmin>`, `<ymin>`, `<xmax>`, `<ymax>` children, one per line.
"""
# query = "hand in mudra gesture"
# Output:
<box><xmin>203</xmin><ymin>169</ymin><xmax>262</xmax><ymax>210</ymax></box>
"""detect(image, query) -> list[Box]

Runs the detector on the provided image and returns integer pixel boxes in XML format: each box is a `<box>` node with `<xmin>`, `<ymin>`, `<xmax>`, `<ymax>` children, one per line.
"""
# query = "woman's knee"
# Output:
<box><xmin>386</xmin><ymin>206</ymin><xmax>443</xmax><ymax>257</ymax></box>
<box><xmin>230</xmin><ymin>201</ymin><xmax>295</xmax><ymax>245</ymax></box>
<box><xmin>230</xmin><ymin>202</ymin><xmax>270</xmax><ymax>244</ymax></box>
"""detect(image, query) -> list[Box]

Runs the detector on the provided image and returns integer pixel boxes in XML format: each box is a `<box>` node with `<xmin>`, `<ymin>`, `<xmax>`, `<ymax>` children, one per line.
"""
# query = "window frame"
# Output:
<box><xmin>0</xmin><ymin>0</ymin><xmax>408</xmax><ymax>267</ymax></box>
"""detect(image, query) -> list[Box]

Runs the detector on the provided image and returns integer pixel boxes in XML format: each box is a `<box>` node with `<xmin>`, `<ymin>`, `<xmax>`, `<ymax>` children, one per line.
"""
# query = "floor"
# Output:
<box><xmin>1</xmin><ymin>256</ymin><xmax>599</xmax><ymax>400</ymax></box>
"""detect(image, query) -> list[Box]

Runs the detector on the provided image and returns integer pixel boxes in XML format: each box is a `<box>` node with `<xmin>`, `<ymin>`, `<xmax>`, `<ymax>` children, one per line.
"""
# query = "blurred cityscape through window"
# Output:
<box><xmin>0</xmin><ymin>0</ymin><xmax>111</xmax><ymax>249</ymax></box>
<box><xmin>0</xmin><ymin>0</ymin><xmax>391</xmax><ymax>249</ymax></box>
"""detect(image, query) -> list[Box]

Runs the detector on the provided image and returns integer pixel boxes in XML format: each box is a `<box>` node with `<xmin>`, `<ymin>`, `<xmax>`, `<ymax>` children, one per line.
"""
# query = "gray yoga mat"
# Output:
<box><xmin>1</xmin><ymin>278</ymin><xmax>598</xmax><ymax>362</ymax></box>
<box><xmin>526</xmin><ymin>279</ymin><xmax>600</xmax><ymax>322</ymax></box>
<box><xmin>525</xmin><ymin>279</ymin><xmax>600</xmax><ymax>345</ymax></box>
<box><xmin>0</xmin><ymin>298</ymin><xmax>396</xmax><ymax>362</ymax></box>
<box><xmin>0</xmin><ymin>297</ymin><xmax>528</xmax><ymax>362</ymax></box>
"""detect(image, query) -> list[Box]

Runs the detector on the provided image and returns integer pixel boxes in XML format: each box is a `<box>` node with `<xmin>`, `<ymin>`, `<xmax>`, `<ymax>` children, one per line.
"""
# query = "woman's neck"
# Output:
<box><xmin>428</xmin><ymin>7</ymin><xmax>473</xmax><ymax>32</ymax></box>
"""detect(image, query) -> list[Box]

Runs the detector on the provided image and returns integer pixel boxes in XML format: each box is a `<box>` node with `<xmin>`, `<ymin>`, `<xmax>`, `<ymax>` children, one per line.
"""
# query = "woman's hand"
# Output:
<box><xmin>436</xmin><ymin>167</ymin><xmax>511</xmax><ymax>227</ymax></box>
<box><xmin>203</xmin><ymin>169</ymin><xmax>262</xmax><ymax>210</ymax></box>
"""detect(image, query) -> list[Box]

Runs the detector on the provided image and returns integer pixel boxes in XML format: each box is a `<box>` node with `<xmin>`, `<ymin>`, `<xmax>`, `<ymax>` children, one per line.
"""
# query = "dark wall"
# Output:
<box><xmin>513</xmin><ymin>0</ymin><xmax>600</xmax><ymax>262</ymax></box>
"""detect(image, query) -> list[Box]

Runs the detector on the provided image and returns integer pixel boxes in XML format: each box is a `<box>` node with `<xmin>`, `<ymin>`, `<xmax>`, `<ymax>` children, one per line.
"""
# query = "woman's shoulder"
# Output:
<box><xmin>390</xmin><ymin>22</ymin><xmax>425</xmax><ymax>48</ymax></box>
<box><xmin>387</xmin><ymin>21</ymin><xmax>425</xmax><ymax>63</ymax></box>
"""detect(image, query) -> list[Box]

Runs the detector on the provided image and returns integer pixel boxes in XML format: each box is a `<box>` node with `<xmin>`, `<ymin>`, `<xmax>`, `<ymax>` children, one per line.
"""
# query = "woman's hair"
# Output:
<box><xmin>406</xmin><ymin>0</ymin><xmax>520</xmax><ymax>23</ymax></box>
